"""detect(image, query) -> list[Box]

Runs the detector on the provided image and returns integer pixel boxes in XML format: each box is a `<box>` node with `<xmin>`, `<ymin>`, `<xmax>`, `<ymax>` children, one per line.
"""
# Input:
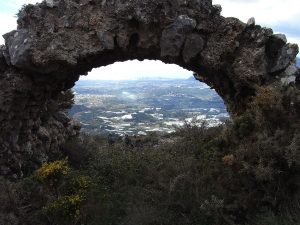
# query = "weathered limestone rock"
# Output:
<box><xmin>97</xmin><ymin>30</ymin><xmax>115</xmax><ymax>50</ymax></box>
<box><xmin>45</xmin><ymin>0</ymin><xmax>60</xmax><ymax>8</ymax></box>
<box><xmin>269</xmin><ymin>44</ymin><xmax>299</xmax><ymax>73</ymax></box>
<box><xmin>285</xmin><ymin>64</ymin><xmax>297</xmax><ymax>75</ymax></box>
<box><xmin>38</xmin><ymin>127</ymin><xmax>50</xmax><ymax>141</ymax></box>
<box><xmin>274</xmin><ymin>33</ymin><xmax>287</xmax><ymax>43</ymax></box>
<box><xmin>0</xmin><ymin>0</ymin><xmax>299</xmax><ymax>177</ymax></box>
<box><xmin>161</xmin><ymin>15</ymin><xmax>197</xmax><ymax>58</ymax></box>
<box><xmin>183</xmin><ymin>34</ymin><xmax>205</xmax><ymax>63</ymax></box>
<box><xmin>266</xmin><ymin>34</ymin><xmax>299</xmax><ymax>73</ymax></box>
<box><xmin>3</xmin><ymin>29</ymin><xmax>31</xmax><ymax>68</ymax></box>
<box><xmin>247</xmin><ymin>17</ymin><xmax>255</xmax><ymax>27</ymax></box>
<box><xmin>281</xmin><ymin>76</ymin><xmax>296</xmax><ymax>85</ymax></box>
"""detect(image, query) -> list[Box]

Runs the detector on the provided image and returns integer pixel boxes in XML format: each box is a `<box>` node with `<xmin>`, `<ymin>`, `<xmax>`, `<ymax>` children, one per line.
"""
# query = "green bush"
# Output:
<box><xmin>248</xmin><ymin>211</ymin><xmax>299</xmax><ymax>225</ymax></box>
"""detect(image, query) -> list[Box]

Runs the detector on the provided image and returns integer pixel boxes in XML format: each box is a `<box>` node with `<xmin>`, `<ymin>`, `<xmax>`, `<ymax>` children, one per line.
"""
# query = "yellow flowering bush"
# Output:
<box><xmin>36</xmin><ymin>158</ymin><xmax>70</xmax><ymax>182</ymax></box>
<box><xmin>34</xmin><ymin>159</ymin><xmax>92</xmax><ymax>224</ymax></box>
<box><xmin>71</xmin><ymin>175</ymin><xmax>91</xmax><ymax>191</ymax></box>
<box><xmin>43</xmin><ymin>194</ymin><xmax>84</xmax><ymax>218</ymax></box>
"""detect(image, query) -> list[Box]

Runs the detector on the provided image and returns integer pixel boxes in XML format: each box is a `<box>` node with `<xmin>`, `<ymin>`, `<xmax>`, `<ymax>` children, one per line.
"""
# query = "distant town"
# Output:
<box><xmin>69</xmin><ymin>77</ymin><xmax>229</xmax><ymax>136</ymax></box>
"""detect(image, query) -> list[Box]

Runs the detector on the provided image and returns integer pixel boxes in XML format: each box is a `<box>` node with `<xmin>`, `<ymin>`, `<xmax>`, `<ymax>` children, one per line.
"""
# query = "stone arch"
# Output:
<box><xmin>0</xmin><ymin>0</ymin><xmax>298</xmax><ymax>177</ymax></box>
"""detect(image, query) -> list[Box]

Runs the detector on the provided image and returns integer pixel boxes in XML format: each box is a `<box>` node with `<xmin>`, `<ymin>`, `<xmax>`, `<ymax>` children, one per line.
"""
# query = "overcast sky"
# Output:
<box><xmin>0</xmin><ymin>0</ymin><xmax>299</xmax><ymax>80</ymax></box>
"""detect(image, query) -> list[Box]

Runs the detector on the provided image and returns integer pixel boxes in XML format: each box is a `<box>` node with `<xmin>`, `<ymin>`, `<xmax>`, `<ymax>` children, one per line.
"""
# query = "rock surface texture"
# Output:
<box><xmin>0</xmin><ymin>0</ymin><xmax>299</xmax><ymax>177</ymax></box>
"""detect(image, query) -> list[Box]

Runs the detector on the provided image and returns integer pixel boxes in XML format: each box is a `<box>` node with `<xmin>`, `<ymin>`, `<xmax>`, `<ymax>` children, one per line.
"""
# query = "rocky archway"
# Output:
<box><xmin>0</xmin><ymin>0</ymin><xmax>298</xmax><ymax>177</ymax></box>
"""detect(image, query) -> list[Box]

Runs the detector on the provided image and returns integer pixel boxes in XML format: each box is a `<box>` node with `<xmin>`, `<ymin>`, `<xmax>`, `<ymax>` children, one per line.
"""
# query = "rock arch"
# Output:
<box><xmin>0</xmin><ymin>0</ymin><xmax>298</xmax><ymax>177</ymax></box>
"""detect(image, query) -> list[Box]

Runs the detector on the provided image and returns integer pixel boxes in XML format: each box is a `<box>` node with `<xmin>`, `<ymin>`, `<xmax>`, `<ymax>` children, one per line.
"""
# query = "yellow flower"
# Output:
<box><xmin>73</xmin><ymin>175</ymin><xmax>91</xmax><ymax>190</ymax></box>
<box><xmin>36</xmin><ymin>158</ymin><xmax>70</xmax><ymax>181</ymax></box>
<box><xmin>43</xmin><ymin>194</ymin><xmax>84</xmax><ymax>218</ymax></box>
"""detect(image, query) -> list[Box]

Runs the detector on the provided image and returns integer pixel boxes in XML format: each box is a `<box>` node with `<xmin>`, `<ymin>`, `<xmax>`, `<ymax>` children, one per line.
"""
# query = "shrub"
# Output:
<box><xmin>252</xmin><ymin>86</ymin><xmax>282</xmax><ymax>110</ymax></box>
<box><xmin>21</xmin><ymin>159</ymin><xmax>92</xmax><ymax>225</ymax></box>
<box><xmin>42</xmin><ymin>194</ymin><xmax>85</xmax><ymax>220</ymax></box>
<box><xmin>248</xmin><ymin>210</ymin><xmax>299</xmax><ymax>225</ymax></box>
<box><xmin>36</xmin><ymin>158</ymin><xmax>70</xmax><ymax>183</ymax></box>
<box><xmin>232</xmin><ymin>113</ymin><xmax>255</xmax><ymax>138</ymax></box>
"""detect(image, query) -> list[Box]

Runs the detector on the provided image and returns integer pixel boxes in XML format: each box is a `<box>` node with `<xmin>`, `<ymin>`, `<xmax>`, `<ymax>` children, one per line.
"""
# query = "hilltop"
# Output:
<box><xmin>0</xmin><ymin>0</ymin><xmax>300</xmax><ymax>225</ymax></box>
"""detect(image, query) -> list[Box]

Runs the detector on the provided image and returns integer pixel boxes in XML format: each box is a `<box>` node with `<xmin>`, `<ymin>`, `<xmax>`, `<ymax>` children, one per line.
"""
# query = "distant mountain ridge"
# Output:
<box><xmin>297</xmin><ymin>57</ymin><xmax>300</xmax><ymax>67</ymax></box>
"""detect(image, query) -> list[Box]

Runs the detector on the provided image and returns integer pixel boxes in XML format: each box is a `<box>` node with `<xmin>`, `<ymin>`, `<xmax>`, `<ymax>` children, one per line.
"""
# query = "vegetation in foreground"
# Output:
<box><xmin>1</xmin><ymin>84</ymin><xmax>300</xmax><ymax>225</ymax></box>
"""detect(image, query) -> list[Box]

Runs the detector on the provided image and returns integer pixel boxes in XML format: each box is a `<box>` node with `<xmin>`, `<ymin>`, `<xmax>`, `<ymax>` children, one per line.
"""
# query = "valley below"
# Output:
<box><xmin>69</xmin><ymin>77</ymin><xmax>229</xmax><ymax>135</ymax></box>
